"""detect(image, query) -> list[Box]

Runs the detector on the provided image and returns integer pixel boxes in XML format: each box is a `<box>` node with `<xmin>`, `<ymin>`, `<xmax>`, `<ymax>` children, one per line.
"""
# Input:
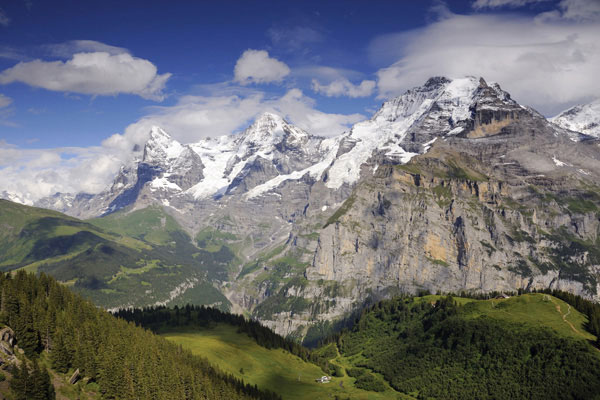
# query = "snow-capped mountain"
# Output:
<box><xmin>33</xmin><ymin>192</ymin><xmax>75</xmax><ymax>212</ymax></box>
<box><xmin>19</xmin><ymin>76</ymin><xmax>600</xmax><ymax>338</ymax></box>
<box><xmin>187</xmin><ymin>112</ymin><xmax>331</xmax><ymax>199</ymax></box>
<box><xmin>35</xmin><ymin>76</ymin><xmax>597</xmax><ymax>220</ymax></box>
<box><xmin>550</xmin><ymin>99</ymin><xmax>600</xmax><ymax>138</ymax></box>
<box><xmin>0</xmin><ymin>190</ymin><xmax>33</xmax><ymax>206</ymax></box>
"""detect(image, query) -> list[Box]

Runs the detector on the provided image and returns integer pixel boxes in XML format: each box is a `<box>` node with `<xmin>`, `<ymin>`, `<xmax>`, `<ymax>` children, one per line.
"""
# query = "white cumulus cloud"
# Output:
<box><xmin>373</xmin><ymin>3</ymin><xmax>600</xmax><ymax>116</ymax></box>
<box><xmin>0</xmin><ymin>145</ymin><xmax>123</xmax><ymax>202</ymax></box>
<box><xmin>105</xmin><ymin>86</ymin><xmax>365</xmax><ymax>158</ymax></box>
<box><xmin>311</xmin><ymin>78</ymin><xmax>376</xmax><ymax>98</ymax></box>
<box><xmin>536</xmin><ymin>0</ymin><xmax>600</xmax><ymax>22</ymax></box>
<box><xmin>0</xmin><ymin>51</ymin><xmax>171</xmax><ymax>100</ymax></box>
<box><xmin>233</xmin><ymin>49</ymin><xmax>290</xmax><ymax>85</ymax></box>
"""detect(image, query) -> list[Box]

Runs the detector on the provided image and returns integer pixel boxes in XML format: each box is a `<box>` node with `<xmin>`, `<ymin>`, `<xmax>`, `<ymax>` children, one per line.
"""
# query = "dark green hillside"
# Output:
<box><xmin>0</xmin><ymin>200</ymin><xmax>230</xmax><ymax>310</ymax></box>
<box><xmin>319</xmin><ymin>295</ymin><xmax>600</xmax><ymax>400</ymax></box>
<box><xmin>0</xmin><ymin>199</ymin><xmax>122</xmax><ymax>269</ymax></box>
<box><xmin>0</xmin><ymin>271</ymin><xmax>279</xmax><ymax>400</ymax></box>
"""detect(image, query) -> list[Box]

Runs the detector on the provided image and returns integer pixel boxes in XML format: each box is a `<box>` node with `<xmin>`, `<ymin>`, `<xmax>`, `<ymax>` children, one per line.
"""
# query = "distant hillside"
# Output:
<box><xmin>122</xmin><ymin>293</ymin><xmax>600</xmax><ymax>400</ymax></box>
<box><xmin>0</xmin><ymin>200</ymin><xmax>230</xmax><ymax>310</ymax></box>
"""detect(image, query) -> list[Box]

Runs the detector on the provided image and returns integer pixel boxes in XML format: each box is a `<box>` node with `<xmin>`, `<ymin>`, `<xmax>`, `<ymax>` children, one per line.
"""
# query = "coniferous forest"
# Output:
<box><xmin>331</xmin><ymin>296</ymin><xmax>600</xmax><ymax>399</ymax></box>
<box><xmin>0</xmin><ymin>271</ymin><xmax>280</xmax><ymax>400</ymax></box>
<box><xmin>3</xmin><ymin>270</ymin><xmax>600</xmax><ymax>399</ymax></box>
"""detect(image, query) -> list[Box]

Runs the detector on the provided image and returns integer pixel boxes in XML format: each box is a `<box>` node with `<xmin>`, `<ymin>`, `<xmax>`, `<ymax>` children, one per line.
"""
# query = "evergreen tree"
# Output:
<box><xmin>30</xmin><ymin>361</ymin><xmax>55</xmax><ymax>400</ymax></box>
<box><xmin>9</xmin><ymin>362</ymin><xmax>29</xmax><ymax>400</ymax></box>
<box><xmin>50</xmin><ymin>330</ymin><xmax>70</xmax><ymax>373</ymax></box>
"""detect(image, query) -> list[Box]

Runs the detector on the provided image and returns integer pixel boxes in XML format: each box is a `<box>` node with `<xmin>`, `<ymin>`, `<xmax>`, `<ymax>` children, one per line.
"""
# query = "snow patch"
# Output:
<box><xmin>150</xmin><ymin>177</ymin><xmax>181</xmax><ymax>191</ymax></box>
<box><xmin>447</xmin><ymin>127</ymin><xmax>464</xmax><ymax>136</ymax></box>
<box><xmin>552</xmin><ymin>156</ymin><xmax>572</xmax><ymax>168</ymax></box>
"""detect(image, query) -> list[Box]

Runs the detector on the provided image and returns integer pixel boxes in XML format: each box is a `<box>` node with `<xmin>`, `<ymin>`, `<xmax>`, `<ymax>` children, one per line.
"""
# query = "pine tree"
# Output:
<box><xmin>10</xmin><ymin>362</ymin><xmax>31</xmax><ymax>400</ymax></box>
<box><xmin>30</xmin><ymin>361</ymin><xmax>55</xmax><ymax>400</ymax></box>
<box><xmin>50</xmin><ymin>330</ymin><xmax>70</xmax><ymax>373</ymax></box>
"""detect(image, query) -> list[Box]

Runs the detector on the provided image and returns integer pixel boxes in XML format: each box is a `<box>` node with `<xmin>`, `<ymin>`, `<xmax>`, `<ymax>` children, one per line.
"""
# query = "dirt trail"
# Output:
<box><xmin>549</xmin><ymin>298</ymin><xmax>582</xmax><ymax>336</ymax></box>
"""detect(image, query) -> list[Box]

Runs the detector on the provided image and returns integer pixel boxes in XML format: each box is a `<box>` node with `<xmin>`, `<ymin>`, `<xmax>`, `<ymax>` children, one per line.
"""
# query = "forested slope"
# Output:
<box><xmin>0</xmin><ymin>271</ymin><xmax>279</xmax><ymax>399</ymax></box>
<box><xmin>319</xmin><ymin>295</ymin><xmax>600</xmax><ymax>400</ymax></box>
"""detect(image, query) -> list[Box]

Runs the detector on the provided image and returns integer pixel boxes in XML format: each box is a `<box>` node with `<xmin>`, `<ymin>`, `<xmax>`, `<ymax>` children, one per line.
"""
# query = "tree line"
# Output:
<box><xmin>114</xmin><ymin>304</ymin><xmax>331</xmax><ymax>372</ymax></box>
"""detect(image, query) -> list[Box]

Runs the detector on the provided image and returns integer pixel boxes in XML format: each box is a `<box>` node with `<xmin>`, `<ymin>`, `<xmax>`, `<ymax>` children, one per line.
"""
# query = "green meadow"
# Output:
<box><xmin>162</xmin><ymin>324</ymin><xmax>409</xmax><ymax>400</ymax></box>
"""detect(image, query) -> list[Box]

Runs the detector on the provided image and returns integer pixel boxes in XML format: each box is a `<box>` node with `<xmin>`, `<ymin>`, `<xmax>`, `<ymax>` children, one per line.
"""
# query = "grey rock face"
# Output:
<box><xmin>250</xmin><ymin>79</ymin><xmax>600</xmax><ymax>338</ymax></box>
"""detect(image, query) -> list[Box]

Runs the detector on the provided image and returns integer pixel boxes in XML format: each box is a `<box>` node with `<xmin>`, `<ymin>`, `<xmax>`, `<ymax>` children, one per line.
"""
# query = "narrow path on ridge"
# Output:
<box><xmin>548</xmin><ymin>297</ymin><xmax>584</xmax><ymax>337</ymax></box>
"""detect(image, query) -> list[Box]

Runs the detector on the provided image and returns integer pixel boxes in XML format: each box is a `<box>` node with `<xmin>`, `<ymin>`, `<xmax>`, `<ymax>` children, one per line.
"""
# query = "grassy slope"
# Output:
<box><xmin>162</xmin><ymin>324</ymin><xmax>409</xmax><ymax>400</ymax></box>
<box><xmin>163</xmin><ymin>294</ymin><xmax>597</xmax><ymax>400</ymax></box>
<box><xmin>88</xmin><ymin>205</ymin><xmax>183</xmax><ymax>246</ymax></box>
<box><xmin>0</xmin><ymin>200</ymin><xmax>146</xmax><ymax>269</ymax></box>
<box><xmin>461</xmin><ymin>293</ymin><xmax>596</xmax><ymax>342</ymax></box>
<box><xmin>417</xmin><ymin>293</ymin><xmax>595</xmax><ymax>342</ymax></box>
<box><xmin>0</xmin><ymin>200</ymin><xmax>230</xmax><ymax>310</ymax></box>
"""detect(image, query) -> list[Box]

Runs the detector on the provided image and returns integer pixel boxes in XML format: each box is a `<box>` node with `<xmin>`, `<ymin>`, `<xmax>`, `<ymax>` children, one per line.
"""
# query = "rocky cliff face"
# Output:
<box><xmin>27</xmin><ymin>77</ymin><xmax>600</xmax><ymax>342</ymax></box>
<box><xmin>251</xmin><ymin>78</ymin><xmax>600</xmax><ymax>339</ymax></box>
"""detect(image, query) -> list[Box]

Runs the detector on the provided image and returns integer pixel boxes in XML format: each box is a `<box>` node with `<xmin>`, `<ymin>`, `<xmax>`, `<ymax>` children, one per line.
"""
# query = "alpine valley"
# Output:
<box><xmin>3</xmin><ymin>76</ymin><xmax>600</xmax><ymax>344</ymax></box>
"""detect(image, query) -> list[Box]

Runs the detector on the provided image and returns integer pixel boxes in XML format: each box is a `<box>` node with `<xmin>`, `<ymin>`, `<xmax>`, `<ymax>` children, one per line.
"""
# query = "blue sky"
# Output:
<box><xmin>0</xmin><ymin>0</ymin><xmax>599</xmax><ymax>201</ymax></box>
<box><xmin>0</xmin><ymin>0</ymin><xmax>430</xmax><ymax>148</ymax></box>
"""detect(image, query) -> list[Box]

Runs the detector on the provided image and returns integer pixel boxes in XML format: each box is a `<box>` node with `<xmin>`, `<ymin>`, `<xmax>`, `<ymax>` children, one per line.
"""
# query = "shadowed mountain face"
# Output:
<box><xmin>5</xmin><ymin>76</ymin><xmax>598</xmax><ymax>341</ymax></box>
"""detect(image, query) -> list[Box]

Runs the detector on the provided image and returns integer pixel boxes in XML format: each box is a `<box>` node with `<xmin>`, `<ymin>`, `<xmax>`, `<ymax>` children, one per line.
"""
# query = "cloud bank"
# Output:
<box><xmin>0</xmin><ymin>144</ymin><xmax>122</xmax><ymax>203</ymax></box>
<box><xmin>472</xmin><ymin>0</ymin><xmax>551</xmax><ymax>9</ymax></box>
<box><xmin>106</xmin><ymin>87</ymin><xmax>364</xmax><ymax>153</ymax></box>
<box><xmin>2</xmin><ymin>86</ymin><xmax>364</xmax><ymax>202</ymax></box>
<box><xmin>234</xmin><ymin>49</ymin><xmax>290</xmax><ymax>85</ymax></box>
<box><xmin>311</xmin><ymin>78</ymin><xmax>375</xmax><ymax>98</ymax></box>
<box><xmin>373</xmin><ymin>0</ymin><xmax>600</xmax><ymax>115</ymax></box>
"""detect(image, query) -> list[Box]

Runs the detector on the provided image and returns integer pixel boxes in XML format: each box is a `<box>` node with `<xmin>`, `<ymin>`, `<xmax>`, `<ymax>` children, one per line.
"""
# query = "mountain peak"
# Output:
<box><xmin>255</xmin><ymin>111</ymin><xmax>283</xmax><ymax>123</ymax></box>
<box><xmin>149</xmin><ymin>125</ymin><xmax>169</xmax><ymax>138</ymax></box>
<box><xmin>143</xmin><ymin>126</ymin><xmax>185</xmax><ymax>163</ymax></box>
<box><xmin>551</xmin><ymin>99</ymin><xmax>600</xmax><ymax>138</ymax></box>
<box><xmin>245</xmin><ymin>112</ymin><xmax>288</xmax><ymax>137</ymax></box>
<box><xmin>423</xmin><ymin>76</ymin><xmax>452</xmax><ymax>89</ymax></box>
<box><xmin>236</xmin><ymin>111</ymin><xmax>309</xmax><ymax>152</ymax></box>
